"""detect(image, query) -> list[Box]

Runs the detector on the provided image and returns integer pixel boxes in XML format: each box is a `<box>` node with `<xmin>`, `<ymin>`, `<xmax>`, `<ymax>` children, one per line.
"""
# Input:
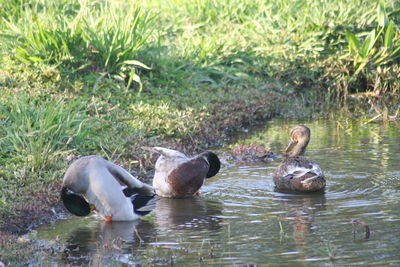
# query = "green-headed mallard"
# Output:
<box><xmin>146</xmin><ymin>147</ymin><xmax>220</xmax><ymax>198</ymax></box>
<box><xmin>273</xmin><ymin>125</ymin><xmax>326</xmax><ymax>193</ymax></box>
<box><xmin>61</xmin><ymin>156</ymin><xmax>157</xmax><ymax>221</ymax></box>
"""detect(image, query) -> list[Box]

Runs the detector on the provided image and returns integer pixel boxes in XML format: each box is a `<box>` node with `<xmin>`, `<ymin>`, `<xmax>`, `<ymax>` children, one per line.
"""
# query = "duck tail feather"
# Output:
<box><xmin>122</xmin><ymin>183</ymin><xmax>155</xmax><ymax>197</ymax></box>
<box><xmin>151</xmin><ymin>147</ymin><xmax>187</xmax><ymax>158</ymax></box>
<box><xmin>131</xmin><ymin>194</ymin><xmax>159</xmax><ymax>216</ymax></box>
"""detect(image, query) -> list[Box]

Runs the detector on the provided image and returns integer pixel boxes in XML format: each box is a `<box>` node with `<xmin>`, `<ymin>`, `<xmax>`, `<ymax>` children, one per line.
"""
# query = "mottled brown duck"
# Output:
<box><xmin>273</xmin><ymin>125</ymin><xmax>326</xmax><ymax>193</ymax></box>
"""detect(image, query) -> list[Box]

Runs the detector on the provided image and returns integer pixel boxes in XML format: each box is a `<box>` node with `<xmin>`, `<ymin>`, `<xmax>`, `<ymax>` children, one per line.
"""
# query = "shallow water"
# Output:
<box><xmin>34</xmin><ymin>119</ymin><xmax>400</xmax><ymax>266</ymax></box>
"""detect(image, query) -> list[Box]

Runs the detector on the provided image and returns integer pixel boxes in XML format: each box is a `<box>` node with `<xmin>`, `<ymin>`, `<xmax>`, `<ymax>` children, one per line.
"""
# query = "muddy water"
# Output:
<box><xmin>33</xmin><ymin>119</ymin><xmax>400</xmax><ymax>266</ymax></box>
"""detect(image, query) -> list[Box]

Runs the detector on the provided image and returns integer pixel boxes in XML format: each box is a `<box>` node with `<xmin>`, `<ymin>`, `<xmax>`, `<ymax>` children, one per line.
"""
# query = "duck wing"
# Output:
<box><xmin>274</xmin><ymin>156</ymin><xmax>325</xmax><ymax>192</ymax></box>
<box><xmin>106</xmin><ymin>160</ymin><xmax>155</xmax><ymax>196</ymax></box>
<box><xmin>167</xmin><ymin>157</ymin><xmax>210</xmax><ymax>197</ymax></box>
<box><xmin>130</xmin><ymin>194</ymin><xmax>160</xmax><ymax>216</ymax></box>
<box><xmin>276</xmin><ymin>156</ymin><xmax>323</xmax><ymax>180</ymax></box>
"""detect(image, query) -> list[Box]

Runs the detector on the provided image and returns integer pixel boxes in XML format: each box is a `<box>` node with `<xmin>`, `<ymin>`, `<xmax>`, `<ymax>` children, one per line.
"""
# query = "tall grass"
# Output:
<box><xmin>344</xmin><ymin>3</ymin><xmax>400</xmax><ymax>96</ymax></box>
<box><xmin>1</xmin><ymin>1</ymin><xmax>85</xmax><ymax>65</ymax></box>
<box><xmin>140</xmin><ymin>0</ymin><xmax>400</xmax><ymax>100</ymax></box>
<box><xmin>1</xmin><ymin>0</ymin><xmax>155</xmax><ymax>76</ymax></box>
<box><xmin>2</xmin><ymin>0</ymin><xmax>399</xmax><ymax>97</ymax></box>
<box><xmin>82</xmin><ymin>1</ymin><xmax>155</xmax><ymax>74</ymax></box>
<box><xmin>0</xmin><ymin>95</ymin><xmax>96</xmax><ymax>171</ymax></box>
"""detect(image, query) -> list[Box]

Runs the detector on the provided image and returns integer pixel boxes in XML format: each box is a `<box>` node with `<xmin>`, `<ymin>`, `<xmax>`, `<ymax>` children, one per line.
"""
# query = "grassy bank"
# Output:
<box><xmin>0</xmin><ymin>0</ymin><xmax>399</xmax><ymax>264</ymax></box>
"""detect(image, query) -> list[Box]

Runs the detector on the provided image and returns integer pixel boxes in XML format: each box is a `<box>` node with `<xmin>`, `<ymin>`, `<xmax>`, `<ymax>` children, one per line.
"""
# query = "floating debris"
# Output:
<box><xmin>351</xmin><ymin>219</ymin><xmax>370</xmax><ymax>239</ymax></box>
<box><xmin>231</xmin><ymin>145</ymin><xmax>275</xmax><ymax>162</ymax></box>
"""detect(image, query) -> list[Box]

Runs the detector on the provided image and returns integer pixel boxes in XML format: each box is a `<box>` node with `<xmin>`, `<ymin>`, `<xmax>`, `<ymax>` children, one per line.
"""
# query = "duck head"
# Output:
<box><xmin>285</xmin><ymin>125</ymin><xmax>311</xmax><ymax>157</ymax></box>
<box><xmin>199</xmin><ymin>151</ymin><xmax>221</xmax><ymax>178</ymax></box>
<box><xmin>61</xmin><ymin>187</ymin><xmax>94</xmax><ymax>217</ymax></box>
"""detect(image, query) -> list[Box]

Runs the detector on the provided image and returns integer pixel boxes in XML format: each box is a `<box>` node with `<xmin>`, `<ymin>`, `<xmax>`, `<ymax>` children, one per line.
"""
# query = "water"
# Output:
<box><xmin>33</xmin><ymin>119</ymin><xmax>400</xmax><ymax>266</ymax></box>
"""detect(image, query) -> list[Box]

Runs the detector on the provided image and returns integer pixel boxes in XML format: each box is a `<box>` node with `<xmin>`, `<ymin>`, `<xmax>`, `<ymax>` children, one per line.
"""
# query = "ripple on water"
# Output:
<box><xmin>336</xmin><ymin>198</ymin><xmax>382</xmax><ymax>208</ymax></box>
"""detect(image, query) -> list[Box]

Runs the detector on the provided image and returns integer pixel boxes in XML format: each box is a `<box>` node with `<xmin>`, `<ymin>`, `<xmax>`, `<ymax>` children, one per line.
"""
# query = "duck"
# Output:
<box><xmin>145</xmin><ymin>147</ymin><xmax>221</xmax><ymax>198</ymax></box>
<box><xmin>273</xmin><ymin>125</ymin><xmax>326</xmax><ymax>193</ymax></box>
<box><xmin>61</xmin><ymin>155</ymin><xmax>158</xmax><ymax>221</ymax></box>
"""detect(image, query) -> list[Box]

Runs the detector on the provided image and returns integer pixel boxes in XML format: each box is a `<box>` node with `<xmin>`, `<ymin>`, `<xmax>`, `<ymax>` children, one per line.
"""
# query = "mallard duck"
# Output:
<box><xmin>273</xmin><ymin>125</ymin><xmax>326</xmax><ymax>192</ymax></box>
<box><xmin>61</xmin><ymin>156</ymin><xmax>157</xmax><ymax>221</ymax></box>
<box><xmin>146</xmin><ymin>147</ymin><xmax>221</xmax><ymax>198</ymax></box>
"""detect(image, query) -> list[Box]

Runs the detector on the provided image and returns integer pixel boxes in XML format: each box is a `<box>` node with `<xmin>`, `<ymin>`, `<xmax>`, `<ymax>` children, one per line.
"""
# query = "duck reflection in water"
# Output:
<box><xmin>62</xmin><ymin>197</ymin><xmax>222</xmax><ymax>265</ymax></box>
<box><xmin>276</xmin><ymin>192</ymin><xmax>326</xmax><ymax>245</ymax></box>
<box><xmin>63</xmin><ymin>219</ymin><xmax>156</xmax><ymax>266</ymax></box>
<box><xmin>153</xmin><ymin>196</ymin><xmax>223</xmax><ymax>232</ymax></box>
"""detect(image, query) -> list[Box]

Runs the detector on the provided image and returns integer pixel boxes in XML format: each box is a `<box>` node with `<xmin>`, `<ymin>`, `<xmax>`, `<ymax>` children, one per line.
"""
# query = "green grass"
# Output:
<box><xmin>1</xmin><ymin>94</ymin><xmax>97</xmax><ymax>171</ymax></box>
<box><xmin>2</xmin><ymin>0</ymin><xmax>399</xmax><ymax>98</ymax></box>
<box><xmin>0</xmin><ymin>1</ymin><xmax>400</xmax><ymax>264</ymax></box>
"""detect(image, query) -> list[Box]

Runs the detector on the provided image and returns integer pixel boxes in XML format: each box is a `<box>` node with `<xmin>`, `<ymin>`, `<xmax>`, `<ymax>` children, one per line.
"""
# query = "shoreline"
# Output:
<box><xmin>0</xmin><ymin>91</ymin><xmax>281</xmax><ymax>264</ymax></box>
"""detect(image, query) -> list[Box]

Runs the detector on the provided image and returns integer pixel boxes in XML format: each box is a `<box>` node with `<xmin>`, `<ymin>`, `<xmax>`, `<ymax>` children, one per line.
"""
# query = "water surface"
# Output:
<box><xmin>34</xmin><ymin>119</ymin><xmax>400</xmax><ymax>266</ymax></box>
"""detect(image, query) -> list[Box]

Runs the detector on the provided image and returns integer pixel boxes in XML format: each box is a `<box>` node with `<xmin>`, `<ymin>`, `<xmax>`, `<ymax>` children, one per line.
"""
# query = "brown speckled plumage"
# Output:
<box><xmin>273</xmin><ymin>125</ymin><xmax>326</xmax><ymax>193</ymax></box>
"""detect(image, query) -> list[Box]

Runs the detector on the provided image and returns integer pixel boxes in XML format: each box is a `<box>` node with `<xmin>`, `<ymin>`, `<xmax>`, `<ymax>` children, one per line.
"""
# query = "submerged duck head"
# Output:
<box><xmin>61</xmin><ymin>186</ymin><xmax>94</xmax><ymax>217</ymax></box>
<box><xmin>285</xmin><ymin>125</ymin><xmax>311</xmax><ymax>157</ymax></box>
<box><xmin>199</xmin><ymin>151</ymin><xmax>221</xmax><ymax>178</ymax></box>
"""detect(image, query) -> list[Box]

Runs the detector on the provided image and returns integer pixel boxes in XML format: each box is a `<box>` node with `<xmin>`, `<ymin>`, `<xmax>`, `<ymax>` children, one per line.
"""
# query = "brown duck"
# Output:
<box><xmin>273</xmin><ymin>125</ymin><xmax>326</xmax><ymax>193</ymax></box>
<box><xmin>145</xmin><ymin>147</ymin><xmax>221</xmax><ymax>198</ymax></box>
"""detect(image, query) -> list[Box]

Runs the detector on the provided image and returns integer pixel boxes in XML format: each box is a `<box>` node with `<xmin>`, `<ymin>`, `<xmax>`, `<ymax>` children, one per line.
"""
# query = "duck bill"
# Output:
<box><xmin>285</xmin><ymin>140</ymin><xmax>297</xmax><ymax>153</ymax></box>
